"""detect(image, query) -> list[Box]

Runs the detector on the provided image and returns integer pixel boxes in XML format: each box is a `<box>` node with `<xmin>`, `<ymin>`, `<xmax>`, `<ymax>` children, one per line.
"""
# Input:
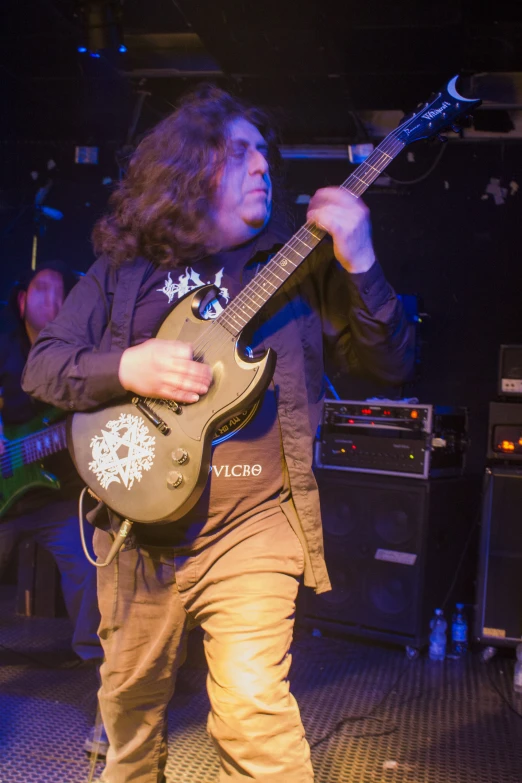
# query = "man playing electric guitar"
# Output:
<box><xmin>23</xmin><ymin>86</ymin><xmax>415</xmax><ymax>782</ymax></box>
<box><xmin>0</xmin><ymin>261</ymin><xmax>104</xmax><ymax>750</ymax></box>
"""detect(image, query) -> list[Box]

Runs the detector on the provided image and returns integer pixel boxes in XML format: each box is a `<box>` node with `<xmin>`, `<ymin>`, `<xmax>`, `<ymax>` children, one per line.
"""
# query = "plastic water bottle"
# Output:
<box><xmin>429</xmin><ymin>608</ymin><xmax>447</xmax><ymax>661</ymax></box>
<box><xmin>451</xmin><ymin>603</ymin><xmax>468</xmax><ymax>656</ymax></box>
<box><xmin>514</xmin><ymin>644</ymin><xmax>522</xmax><ymax>694</ymax></box>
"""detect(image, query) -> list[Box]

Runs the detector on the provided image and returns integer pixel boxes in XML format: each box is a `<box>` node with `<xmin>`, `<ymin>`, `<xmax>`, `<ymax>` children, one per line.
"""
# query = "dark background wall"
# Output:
<box><xmin>0</xmin><ymin>140</ymin><xmax>120</xmax><ymax>293</ymax></box>
<box><xmin>1</xmin><ymin>137</ymin><xmax>521</xmax><ymax>472</ymax></box>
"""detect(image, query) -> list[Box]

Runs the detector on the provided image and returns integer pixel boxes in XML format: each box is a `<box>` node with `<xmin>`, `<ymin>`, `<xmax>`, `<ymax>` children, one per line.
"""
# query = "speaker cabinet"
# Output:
<box><xmin>300</xmin><ymin>470</ymin><xmax>480</xmax><ymax>648</ymax></box>
<box><xmin>475</xmin><ymin>467</ymin><xmax>522</xmax><ymax>647</ymax></box>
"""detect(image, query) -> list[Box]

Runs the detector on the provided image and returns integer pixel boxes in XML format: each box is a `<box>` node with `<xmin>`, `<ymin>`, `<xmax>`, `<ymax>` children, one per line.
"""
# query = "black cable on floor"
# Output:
<box><xmin>310</xmin><ymin>659</ymin><xmax>413</xmax><ymax>748</ymax></box>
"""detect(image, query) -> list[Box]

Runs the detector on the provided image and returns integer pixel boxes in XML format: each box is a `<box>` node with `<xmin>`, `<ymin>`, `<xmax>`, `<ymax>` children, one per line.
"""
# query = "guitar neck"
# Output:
<box><xmin>215</xmin><ymin>135</ymin><xmax>406</xmax><ymax>337</ymax></box>
<box><xmin>20</xmin><ymin>421</ymin><xmax>68</xmax><ymax>466</ymax></box>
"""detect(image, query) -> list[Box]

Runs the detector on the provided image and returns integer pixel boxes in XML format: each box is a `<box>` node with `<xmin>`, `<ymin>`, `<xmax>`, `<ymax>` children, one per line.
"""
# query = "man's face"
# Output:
<box><xmin>210</xmin><ymin>117</ymin><xmax>272</xmax><ymax>250</ymax></box>
<box><xmin>18</xmin><ymin>269</ymin><xmax>64</xmax><ymax>335</ymax></box>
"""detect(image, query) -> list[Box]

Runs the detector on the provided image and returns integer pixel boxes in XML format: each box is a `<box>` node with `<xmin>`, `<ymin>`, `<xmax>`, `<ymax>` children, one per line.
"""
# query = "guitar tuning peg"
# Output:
<box><xmin>437</xmin><ymin>134</ymin><xmax>449</xmax><ymax>143</ymax></box>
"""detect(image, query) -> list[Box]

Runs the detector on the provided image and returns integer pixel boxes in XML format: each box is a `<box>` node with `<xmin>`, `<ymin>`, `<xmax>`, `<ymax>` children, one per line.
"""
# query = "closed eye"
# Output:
<box><xmin>228</xmin><ymin>140</ymin><xmax>269</xmax><ymax>163</ymax></box>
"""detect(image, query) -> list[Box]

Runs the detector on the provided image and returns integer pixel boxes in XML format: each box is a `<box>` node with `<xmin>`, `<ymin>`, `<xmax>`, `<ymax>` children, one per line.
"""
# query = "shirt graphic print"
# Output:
<box><xmin>157</xmin><ymin>267</ymin><xmax>230</xmax><ymax>318</ymax></box>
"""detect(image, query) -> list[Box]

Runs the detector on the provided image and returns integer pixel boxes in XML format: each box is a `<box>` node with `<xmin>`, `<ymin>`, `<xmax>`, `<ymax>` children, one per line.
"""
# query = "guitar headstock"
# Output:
<box><xmin>396</xmin><ymin>76</ymin><xmax>481</xmax><ymax>145</ymax></box>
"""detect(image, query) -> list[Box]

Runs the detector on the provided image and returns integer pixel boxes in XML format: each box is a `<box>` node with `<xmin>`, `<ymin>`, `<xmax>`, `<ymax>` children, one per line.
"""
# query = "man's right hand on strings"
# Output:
<box><xmin>118</xmin><ymin>338</ymin><xmax>212</xmax><ymax>403</ymax></box>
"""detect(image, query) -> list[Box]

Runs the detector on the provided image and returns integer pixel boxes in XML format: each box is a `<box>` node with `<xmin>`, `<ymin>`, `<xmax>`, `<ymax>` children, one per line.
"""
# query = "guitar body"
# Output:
<box><xmin>0</xmin><ymin>412</ymin><xmax>63</xmax><ymax>518</ymax></box>
<box><xmin>68</xmin><ymin>285</ymin><xmax>276</xmax><ymax>524</ymax></box>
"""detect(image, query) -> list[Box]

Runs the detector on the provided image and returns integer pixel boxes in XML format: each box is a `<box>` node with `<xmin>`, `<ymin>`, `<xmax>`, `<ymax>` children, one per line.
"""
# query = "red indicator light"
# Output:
<box><xmin>361</xmin><ymin>408</ymin><xmax>372</xmax><ymax>415</ymax></box>
<box><xmin>410</xmin><ymin>410</ymin><xmax>418</xmax><ymax>419</ymax></box>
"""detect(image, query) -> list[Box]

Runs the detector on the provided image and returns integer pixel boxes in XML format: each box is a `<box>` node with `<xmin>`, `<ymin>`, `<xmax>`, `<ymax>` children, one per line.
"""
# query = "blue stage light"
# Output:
<box><xmin>77</xmin><ymin>46</ymin><xmax>87</xmax><ymax>53</ymax></box>
<box><xmin>90</xmin><ymin>51</ymin><xmax>101</xmax><ymax>58</ymax></box>
<box><xmin>119</xmin><ymin>44</ymin><xmax>127</xmax><ymax>53</ymax></box>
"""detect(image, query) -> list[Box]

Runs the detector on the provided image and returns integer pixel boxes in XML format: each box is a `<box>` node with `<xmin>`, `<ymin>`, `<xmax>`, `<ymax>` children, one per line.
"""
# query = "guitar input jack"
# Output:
<box><xmin>78</xmin><ymin>486</ymin><xmax>134</xmax><ymax>567</ymax></box>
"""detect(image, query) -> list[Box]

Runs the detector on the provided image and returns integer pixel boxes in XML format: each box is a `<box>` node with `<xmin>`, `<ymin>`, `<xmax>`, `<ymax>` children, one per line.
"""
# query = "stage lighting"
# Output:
<box><xmin>77</xmin><ymin>0</ymin><xmax>125</xmax><ymax>56</ymax></box>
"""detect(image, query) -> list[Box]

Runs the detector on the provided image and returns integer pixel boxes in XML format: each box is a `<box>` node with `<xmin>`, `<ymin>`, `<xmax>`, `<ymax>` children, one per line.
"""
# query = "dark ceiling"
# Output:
<box><xmin>2</xmin><ymin>0</ymin><xmax>522</xmax><ymax>144</ymax></box>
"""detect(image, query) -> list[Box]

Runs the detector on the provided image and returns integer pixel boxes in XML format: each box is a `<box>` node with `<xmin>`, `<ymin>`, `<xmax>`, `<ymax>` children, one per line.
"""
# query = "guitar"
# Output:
<box><xmin>68</xmin><ymin>76</ymin><xmax>481</xmax><ymax>525</ymax></box>
<box><xmin>0</xmin><ymin>412</ymin><xmax>67</xmax><ymax>518</ymax></box>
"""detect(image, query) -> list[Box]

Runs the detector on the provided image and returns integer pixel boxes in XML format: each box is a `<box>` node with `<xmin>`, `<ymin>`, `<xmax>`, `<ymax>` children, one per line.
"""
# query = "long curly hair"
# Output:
<box><xmin>92</xmin><ymin>84</ymin><xmax>283</xmax><ymax>268</ymax></box>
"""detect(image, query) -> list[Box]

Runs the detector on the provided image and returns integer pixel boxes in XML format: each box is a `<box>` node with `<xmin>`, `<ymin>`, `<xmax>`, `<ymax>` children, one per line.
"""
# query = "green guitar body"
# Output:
<box><xmin>0</xmin><ymin>409</ymin><xmax>65</xmax><ymax>518</ymax></box>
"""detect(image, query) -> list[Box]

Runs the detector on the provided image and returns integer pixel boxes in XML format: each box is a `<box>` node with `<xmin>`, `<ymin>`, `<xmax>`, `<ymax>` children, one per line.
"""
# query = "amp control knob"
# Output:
<box><xmin>166</xmin><ymin>470</ymin><xmax>183</xmax><ymax>489</ymax></box>
<box><xmin>171</xmin><ymin>448</ymin><xmax>189</xmax><ymax>465</ymax></box>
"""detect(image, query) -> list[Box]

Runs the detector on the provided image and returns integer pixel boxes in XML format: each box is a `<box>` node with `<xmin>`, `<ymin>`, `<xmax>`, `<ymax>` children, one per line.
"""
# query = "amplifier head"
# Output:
<box><xmin>316</xmin><ymin>399</ymin><xmax>467</xmax><ymax>479</ymax></box>
<box><xmin>499</xmin><ymin>345</ymin><xmax>522</xmax><ymax>397</ymax></box>
<box><xmin>487</xmin><ymin>401</ymin><xmax>522</xmax><ymax>463</ymax></box>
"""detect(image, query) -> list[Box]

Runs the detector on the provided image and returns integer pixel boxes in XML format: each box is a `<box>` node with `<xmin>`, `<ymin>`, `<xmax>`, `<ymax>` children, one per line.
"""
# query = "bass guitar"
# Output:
<box><xmin>0</xmin><ymin>412</ymin><xmax>67</xmax><ymax>518</ymax></box>
<box><xmin>68</xmin><ymin>76</ymin><xmax>481</xmax><ymax>524</ymax></box>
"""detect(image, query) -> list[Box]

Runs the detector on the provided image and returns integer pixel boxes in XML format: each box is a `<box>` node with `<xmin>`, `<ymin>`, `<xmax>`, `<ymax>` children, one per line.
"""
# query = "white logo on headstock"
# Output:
<box><xmin>403</xmin><ymin>124</ymin><xmax>422</xmax><ymax>136</ymax></box>
<box><xmin>89</xmin><ymin>413</ymin><xmax>156</xmax><ymax>490</ymax></box>
<box><xmin>422</xmin><ymin>101</ymin><xmax>451</xmax><ymax>121</ymax></box>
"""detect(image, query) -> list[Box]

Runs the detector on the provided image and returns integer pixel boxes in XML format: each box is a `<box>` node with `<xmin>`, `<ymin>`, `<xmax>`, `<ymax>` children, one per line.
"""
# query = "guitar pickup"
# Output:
<box><xmin>132</xmin><ymin>397</ymin><xmax>171</xmax><ymax>435</ymax></box>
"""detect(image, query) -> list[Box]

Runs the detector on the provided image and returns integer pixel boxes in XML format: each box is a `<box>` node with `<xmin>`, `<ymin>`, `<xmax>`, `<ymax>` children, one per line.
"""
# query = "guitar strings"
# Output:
<box><xmin>210</xmin><ymin>222</ymin><xmax>325</xmax><ymax>339</ymax></box>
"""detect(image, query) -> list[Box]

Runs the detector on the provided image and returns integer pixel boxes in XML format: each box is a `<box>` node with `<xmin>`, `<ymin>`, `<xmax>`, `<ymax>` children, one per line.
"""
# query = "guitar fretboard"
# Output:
<box><xmin>215</xmin><ymin>135</ymin><xmax>406</xmax><ymax>338</ymax></box>
<box><xmin>21</xmin><ymin>421</ymin><xmax>68</xmax><ymax>466</ymax></box>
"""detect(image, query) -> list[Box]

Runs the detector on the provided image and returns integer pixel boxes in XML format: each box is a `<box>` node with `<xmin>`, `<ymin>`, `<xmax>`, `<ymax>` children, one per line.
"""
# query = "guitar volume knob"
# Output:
<box><xmin>171</xmin><ymin>448</ymin><xmax>189</xmax><ymax>465</ymax></box>
<box><xmin>166</xmin><ymin>470</ymin><xmax>183</xmax><ymax>489</ymax></box>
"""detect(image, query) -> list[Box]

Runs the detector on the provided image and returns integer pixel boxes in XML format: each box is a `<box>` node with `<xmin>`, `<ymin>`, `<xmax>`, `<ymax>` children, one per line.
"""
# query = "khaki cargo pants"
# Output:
<box><xmin>94</xmin><ymin>511</ymin><xmax>314</xmax><ymax>782</ymax></box>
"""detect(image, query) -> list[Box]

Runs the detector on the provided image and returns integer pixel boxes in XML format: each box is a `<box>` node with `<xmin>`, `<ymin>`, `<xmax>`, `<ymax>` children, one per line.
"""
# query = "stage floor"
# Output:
<box><xmin>1</xmin><ymin>585</ymin><xmax>522</xmax><ymax>783</ymax></box>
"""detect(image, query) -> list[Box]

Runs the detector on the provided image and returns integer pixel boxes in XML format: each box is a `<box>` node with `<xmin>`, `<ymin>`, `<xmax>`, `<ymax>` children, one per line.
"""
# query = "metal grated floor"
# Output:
<box><xmin>1</xmin><ymin>585</ymin><xmax>522</xmax><ymax>783</ymax></box>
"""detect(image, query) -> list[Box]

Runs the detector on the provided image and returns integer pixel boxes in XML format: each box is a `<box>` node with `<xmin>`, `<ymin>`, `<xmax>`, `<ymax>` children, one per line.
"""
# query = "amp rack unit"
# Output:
<box><xmin>315</xmin><ymin>399</ymin><xmax>467</xmax><ymax>479</ymax></box>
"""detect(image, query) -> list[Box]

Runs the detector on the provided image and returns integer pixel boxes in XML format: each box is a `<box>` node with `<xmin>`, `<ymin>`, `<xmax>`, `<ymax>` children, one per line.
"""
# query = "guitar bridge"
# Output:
<box><xmin>162</xmin><ymin>399</ymin><xmax>182</xmax><ymax>415</ymax></box>
<box><xmin>132</xmin><ymin>397</ymin><xmax>171</xmax><ymax>435</ymax></box>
